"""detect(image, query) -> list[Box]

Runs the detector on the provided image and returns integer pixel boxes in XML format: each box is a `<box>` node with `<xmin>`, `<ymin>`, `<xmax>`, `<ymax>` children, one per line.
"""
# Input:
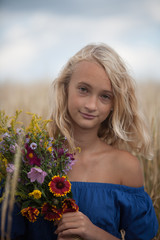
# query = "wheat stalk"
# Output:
<box><xmin>1</xmin><ymin>137</ymin><xmax>22</xmax><ymax>240</ymax></box>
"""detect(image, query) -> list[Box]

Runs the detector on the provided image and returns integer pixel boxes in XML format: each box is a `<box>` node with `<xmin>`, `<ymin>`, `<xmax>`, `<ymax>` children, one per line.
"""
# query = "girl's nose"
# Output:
<box><xmin>84</xmin><ymin>95</ymin><xmax>97</xmax><ymax>112</ymax></box>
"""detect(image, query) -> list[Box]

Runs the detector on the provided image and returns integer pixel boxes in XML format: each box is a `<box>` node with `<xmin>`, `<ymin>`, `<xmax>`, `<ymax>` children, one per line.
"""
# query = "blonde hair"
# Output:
<box><xmin>48</xmin><ymin>43</ymin><xmax>152</xmax><ymax>159</ymax></box>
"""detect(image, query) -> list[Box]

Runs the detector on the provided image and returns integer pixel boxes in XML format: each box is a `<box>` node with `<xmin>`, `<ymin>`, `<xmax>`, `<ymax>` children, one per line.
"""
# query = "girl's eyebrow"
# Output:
<box><xmin>102</xmin><ymin>89</ymin><xmax>113</xmax><ymax>95</ymax></box>
<box><xmin>77</xmin><ymin>81</ymin><xmax>113</xmax><ymax>94</ymax></box>
<box><xmin>77</xmin><ymin>82</ymin><xmax>91</xmax><ymax>88</ymax></box>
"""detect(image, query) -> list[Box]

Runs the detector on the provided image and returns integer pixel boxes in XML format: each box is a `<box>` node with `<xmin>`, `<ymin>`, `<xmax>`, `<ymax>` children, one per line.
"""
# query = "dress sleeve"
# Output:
<box><xmin>119</xmin><ymin>188</ymin><xmax>159</xmax><ymax>240</ymax></box>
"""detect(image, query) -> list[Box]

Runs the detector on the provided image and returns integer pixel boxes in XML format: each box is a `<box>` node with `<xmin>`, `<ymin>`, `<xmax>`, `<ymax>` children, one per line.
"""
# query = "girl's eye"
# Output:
<box><xmin>101</xmin><ymin>94</ymin><xmax>112</xmax><ymax>101</ymax></box>
<box><xmin>79</xmin><ymin>87</ymin><xmax>88</xmax><ymax>93</ymax></box>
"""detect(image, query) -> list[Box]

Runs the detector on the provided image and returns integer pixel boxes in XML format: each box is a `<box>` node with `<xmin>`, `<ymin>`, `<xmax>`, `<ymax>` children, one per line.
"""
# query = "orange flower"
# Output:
<box><xmin>48</xmin><ymin>175</ymin><xmax>71</xmax><ymax>197</ymax></box>
<box><xmin>21</xmin><ymin>207</ymin><xmax>39</xmax><ymax>222</ymax></box>
<box><xmin>41</xmin><ymin>202</ymin><xmax>62</xmax><ymax>221</ymax></box>
<box><xmin>62</xmin><ymin>198</ymin><xmax>79</xmax><ymax>214</ymax></box>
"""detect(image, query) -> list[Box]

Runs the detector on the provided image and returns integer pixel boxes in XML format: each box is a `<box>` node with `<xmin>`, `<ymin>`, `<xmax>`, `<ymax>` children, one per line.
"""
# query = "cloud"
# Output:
<box><xmin>116</xmin><ymin>44</ymin><xmax>160</xmax><ymax>80</ymax></box>
<box><xmin>0</xmin><ymin>3</ymin><xmax>159</xmax><ymax>82</ymax></box>
<box><xmin>0</xmin><ymin>12</ymin><xmax>61</xmax><ymax>80</ymax></box>
<box><xmin>146</xmin><ymin>0</ymin><xmax>160</xmax><ymax>22</ymax></box>
<box><xmin>0</xmin><ymin>0</ymin><xmax>141</xmax><ymax>16</ymax></box>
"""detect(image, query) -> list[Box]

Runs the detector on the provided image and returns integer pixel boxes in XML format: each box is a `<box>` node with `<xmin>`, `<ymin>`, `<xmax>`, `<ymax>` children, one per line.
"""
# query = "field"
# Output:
<box><xmin>0</xmin><ymin>81</ymin><xmax>160</xmax><ymax>238</ymax></box>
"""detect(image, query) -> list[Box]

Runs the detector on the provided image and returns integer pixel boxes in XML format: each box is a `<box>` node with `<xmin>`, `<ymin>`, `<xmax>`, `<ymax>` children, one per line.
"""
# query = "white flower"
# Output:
<box><xmin>30</xmin><ymin>142</ymin><xmax>37</xmax><ymax>150</ymax></box>
<box><xmin>16</xmin><ymin>128</ymin><xmax>24</xmax><ymax>135</ymax></box>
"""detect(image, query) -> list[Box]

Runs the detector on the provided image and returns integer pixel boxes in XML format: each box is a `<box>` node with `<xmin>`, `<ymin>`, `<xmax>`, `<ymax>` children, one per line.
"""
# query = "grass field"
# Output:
<box><xmin>0</xmin><ymin>81</ymin><xmax>160</xmax><ymax>239</ymax></box>
<box><xmin>137</xmin><ymin>82</ymin><xmax>160</xmax><ymax>239</ymax></box>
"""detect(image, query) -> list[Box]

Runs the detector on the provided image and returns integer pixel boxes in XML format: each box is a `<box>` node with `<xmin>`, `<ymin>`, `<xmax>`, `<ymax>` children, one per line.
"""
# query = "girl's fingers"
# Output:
<box><xmin>58</xmin><ymin>229</ymin><xmax>82</xmax><ymax>239</ymax></box>
<box><xmin>57</xmin><ymin>212</ymin><xmax>83</xmax><ymax>228</ymax></box>
<box><xmin>60</xmin><ymin>211</ymin><xmax>79</xmax><ymax>219</ymax></box>
<box><xmin>55</xmin><ymin>211</ymin><xmax>90</xmax><ymax>238</ymax></box>
<box><xmin>55</xmin><ymin>220</ymin><xmax>79</xmax><ymax>234</ymax></box>
<box><xmin>58</xmin><ymin>234</ymin><xmax>79</xmax><ymax>240</ymax></box>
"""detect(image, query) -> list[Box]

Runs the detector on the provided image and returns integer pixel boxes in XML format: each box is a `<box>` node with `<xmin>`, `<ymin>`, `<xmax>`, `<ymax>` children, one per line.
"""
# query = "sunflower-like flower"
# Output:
<box><xmin>48</xmin><ymin>175</ymin><xmax>71</xmax><ymax>197</ymax></box>
<box><xmin>21</xmin><ymin>207</ymin><xmax>39</xmax><ymax>222</ymax></box>
<box><xmin>41</xmin><ymin>202</ymin><xmax>62</xmax><ymax>221</ymax></box>
<box><xmin>62</xmin><ymin>198</ymin><xmax>79</xmax><ymax>214</ymax></box>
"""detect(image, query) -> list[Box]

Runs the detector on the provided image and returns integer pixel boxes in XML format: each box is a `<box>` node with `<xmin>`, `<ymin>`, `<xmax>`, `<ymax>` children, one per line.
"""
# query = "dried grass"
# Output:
<box><xmin>137</xmin><ymin>82</ymin><xmax>160</xmax><ymax>239</ymax></box>
<box><xmin>0</xmin><ymin>80</ymin><xmax>159</xmax><ymax>239</ymax></box>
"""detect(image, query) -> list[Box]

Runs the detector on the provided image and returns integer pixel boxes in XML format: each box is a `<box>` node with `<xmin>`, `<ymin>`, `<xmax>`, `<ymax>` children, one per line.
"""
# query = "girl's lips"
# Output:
<box><xmin>80</xmin><ymin>112</ymin><xmax>97</xmax><ymax>119</ymax></box>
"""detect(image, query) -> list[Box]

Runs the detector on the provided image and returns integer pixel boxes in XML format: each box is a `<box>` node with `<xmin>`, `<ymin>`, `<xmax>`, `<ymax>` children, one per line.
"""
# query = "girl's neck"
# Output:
<box><xmin>73</xmin><ymin>127</ymin><xmax>100</xmax><ymax>152</ymax></box>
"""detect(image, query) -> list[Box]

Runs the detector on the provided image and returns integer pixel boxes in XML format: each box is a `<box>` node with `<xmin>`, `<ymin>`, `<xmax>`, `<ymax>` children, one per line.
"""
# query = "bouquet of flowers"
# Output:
<box><xmin>0</xmin><ymin>110</ymin><xmax>79</xmax><ymax>223</ymax></box>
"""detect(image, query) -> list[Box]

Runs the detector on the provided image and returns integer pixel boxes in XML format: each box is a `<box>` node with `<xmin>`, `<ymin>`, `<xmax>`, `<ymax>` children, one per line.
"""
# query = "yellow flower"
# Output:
<box><xmin>44</xmin><ymin>141</ymin><xmax>48</xmax><ymax>148</ymax></box>
<box><xmin>47</xmin><ymin>146</ymin><xmax>52</xmax><ymax>153</ymax></box>
<box><xmin>29</xmin><ymin>190</ymin><xmax>42</xmax><ymax>199</ymax></box>
<box><xmin>76</xmin><ymin>147</ymin><xmax>81</xmax><ymax>153</ymax></box>
<box><xmin>2</xmin><ymin>157</ymin><xmax>8</xmax><ymax>167</ymax></box>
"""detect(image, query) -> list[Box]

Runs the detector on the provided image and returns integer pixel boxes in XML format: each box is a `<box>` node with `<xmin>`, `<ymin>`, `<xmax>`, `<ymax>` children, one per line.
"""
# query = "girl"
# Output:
<box><xmin>0</xmin><ymin>43</ymin><xmax>158</xmax><ymax>240</ymax></box>
<box><xmin>48</xmin><ymin>43</ymin><xmax>158</xmax><ymax>240</ymax></box>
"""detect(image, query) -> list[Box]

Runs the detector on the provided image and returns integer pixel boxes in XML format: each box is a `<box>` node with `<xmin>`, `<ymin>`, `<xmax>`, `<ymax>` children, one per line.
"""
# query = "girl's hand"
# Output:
<box><xmin>55</xmin><ymin>211</ymin><xmax>96</xmax><ymax>240</ymax></box>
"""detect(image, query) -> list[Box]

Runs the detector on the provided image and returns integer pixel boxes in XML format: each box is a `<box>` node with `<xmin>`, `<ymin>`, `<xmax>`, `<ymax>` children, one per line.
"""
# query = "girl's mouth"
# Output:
<box><xmin>80</xmin><ymin>112</ymin><xmax>97</xmax><ymax>119</ymax></box>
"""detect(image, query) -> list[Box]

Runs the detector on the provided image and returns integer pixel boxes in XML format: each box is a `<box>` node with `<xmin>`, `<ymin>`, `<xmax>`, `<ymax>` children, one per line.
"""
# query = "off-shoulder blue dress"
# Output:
<box><xmin>0</xmin><ymin>182</ymin><xmax>158</xmax><ymax>240</ymax></box>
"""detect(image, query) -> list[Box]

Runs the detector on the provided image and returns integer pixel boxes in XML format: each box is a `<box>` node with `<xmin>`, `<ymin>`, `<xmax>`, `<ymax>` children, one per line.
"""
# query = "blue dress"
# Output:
<box><xmin>0</xmin><ymin>182</ymin><xmax>158</xmax><ymax>240</ymax></box>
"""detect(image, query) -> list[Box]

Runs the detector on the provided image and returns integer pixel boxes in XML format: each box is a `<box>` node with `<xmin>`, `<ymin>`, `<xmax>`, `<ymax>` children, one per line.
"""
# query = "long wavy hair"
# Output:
<box><xmin>48</xmin><ymin>43</ymin><xmax>152</xmax><ymax>159</ymax></box>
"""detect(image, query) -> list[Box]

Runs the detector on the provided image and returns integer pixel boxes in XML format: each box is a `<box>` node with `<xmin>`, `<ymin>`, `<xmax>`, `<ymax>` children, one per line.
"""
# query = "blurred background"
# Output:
<box><xmin>0</xmin><ymin>0</ymin><xmax>160</xmax><ymax>238</ymax></box>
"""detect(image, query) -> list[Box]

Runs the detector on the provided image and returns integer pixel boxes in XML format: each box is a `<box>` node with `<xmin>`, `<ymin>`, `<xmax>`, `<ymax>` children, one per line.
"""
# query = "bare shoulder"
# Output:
<box><xmin>113</xmin><ymin>148</ymin><xmax>144</xmax><ymax>188</ymax></box>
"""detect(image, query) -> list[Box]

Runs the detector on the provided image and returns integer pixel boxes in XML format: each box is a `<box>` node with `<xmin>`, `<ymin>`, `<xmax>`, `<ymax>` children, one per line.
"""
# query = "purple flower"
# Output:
<box><xmin>6</xmin><ymin>163</ymin><xmax>15</xmax><ymax>173</ymax></box>
<box><xmin>0</xmin><ymin>140</ymin><xmax>4</xmax><ymax>145</ymax></box>
<box><xmin>30</xmin><ymin>142</ymin><xmax>37</xmax><ymax>150</ymax></box>
<box><xmin>0</xmin><ymin>141</ymin><xmax>5</xmax><ymax>151</ymax></box>
<box><xmin>49</xmin><ymin>137</ymin><xmax>54</xmax><ymax>141</ymax></box>
<box><xmin>27</xmin><ymin>167</ymin><xmax>47</xmax><ymax>184</ymax></box>
<box><xmin>26</xmin><ymin>138</ymin><xmax>30</xmax><ymax>143</ymax></box>
<box><xmin>39</xmin><ymin>139</ymin><xmax>43</xmax><ymax>147</ymax></box>
<box><xmin>3</xmin><ymin>132</ymin><xmax>10</xmax><ymax>139</ymax></box>
<box><xmin>9</xmin><ymin>144</ymin><xmax>16</xmax><ymax>153</ymax></box>
<box><xmin>64</xmin><ymin>160</ymin><xmax>76</xmax><ymax>174</ymax></box>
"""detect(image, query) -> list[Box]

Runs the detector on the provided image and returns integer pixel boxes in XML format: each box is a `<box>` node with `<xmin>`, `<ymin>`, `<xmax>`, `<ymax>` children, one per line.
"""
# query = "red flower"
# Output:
<box><xmin>62</xmin><ymin>198</ymin><xmax>79</xmax><ymax>214</ymax></box>
<box><xmin>41</xmin><ymin>203</ymin><xmax>62</xmax><ymax>221</ymax></box>
<box><xmin>21</xmin><ymin>207</ymin><xmax>39</xmax><ymax>222</ymax></box>
<box><xmin>57</xmin><ymin>148</ymin><xmax>64</xmax><ymax>157</ymax></box>
<box><xmin>26</xmin><ymin>144</ymin><xmax>41</xmax><ymax>166</ymax></box>
<box><xmin>53</xmin><ymin>148</ymin><xmax>64</xmax><ymax>158</ymax></box>
<box><xmin>48</xmin><ymin>175</ymin><xmax>71</xmax><ymax>197</ymax></box>
<box><xmin>66</xmin><ymin>153</ymin><xmax>75</xmax><ymax>160</ymax></box>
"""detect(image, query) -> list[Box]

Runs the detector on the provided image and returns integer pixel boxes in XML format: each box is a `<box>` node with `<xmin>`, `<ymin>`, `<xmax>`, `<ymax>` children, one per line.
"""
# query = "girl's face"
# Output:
<box><xmin>67</xmin><ymin>61</ymin><xmax>113</xmax><ymax>132</ymax></box>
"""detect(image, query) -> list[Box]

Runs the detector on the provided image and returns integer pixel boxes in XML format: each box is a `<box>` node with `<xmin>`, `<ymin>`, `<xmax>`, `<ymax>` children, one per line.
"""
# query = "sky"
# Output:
<box><xmin>0</xmin><ymin>0</ymin><xmax>160</xmax><ymax>84</ymax></box>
